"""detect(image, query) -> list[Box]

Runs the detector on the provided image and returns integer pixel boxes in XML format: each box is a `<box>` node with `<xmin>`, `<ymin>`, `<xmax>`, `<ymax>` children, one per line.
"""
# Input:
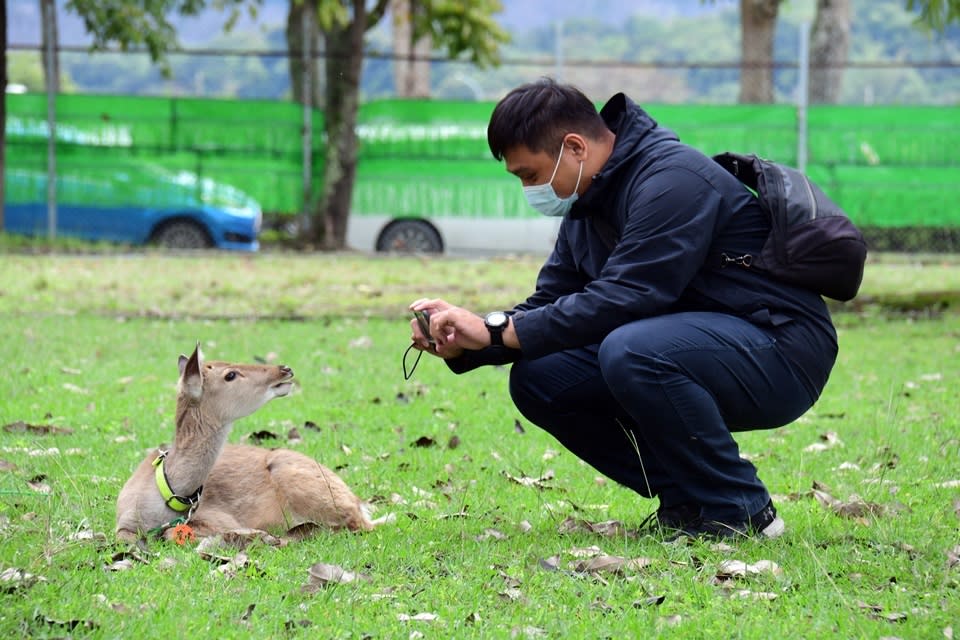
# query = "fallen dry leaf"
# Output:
<box><xmin>94</xmin><ymin>593</ymin><xmax>136</xmax><ymax>614</ymax></box>
<box><xmin>573</xmin><ymin>555</ymin><xmax>655</xmax><ymax>575</ymax></box>
<box><xmin>498</xmin><ymin>570</ymin><xmax>521</xmax><ymax>589</ymax></box>
<box><xmin>213</xmin><ymin>552</ymin><xmax>257</xmax><ymax>578</ymax></box>
<box><xmin>285</xmin><ymin>619</ymin><xmax>314</xmax><ymax>631</ymax></box>
<box><xmin>812</xmin><ymin>487</ymin><xmax>886</xmax><ymax>522</ymax></box>
<box><xmin>658</xmin><ymin>615</ymin><xmax>683</xmax><ymax>628</ymax></box>
<box><xmin>349</xmin><ymin>336</ymin><xmax>373</xmax><ymax>349</ymax></box>
<box><xmin>104</xmin><ymin>548</ymin><xmax>151</xmax><ymax>572</ymax></box>
<box><xmin>557</xmin><ymin>517</ymin><xmax>637</xmax><ymax>538</ymax></box>
<box><xmin>301</xmin><ymin>562</ymin><xmax>369</xmax><ymax>593</ymax></box>
<box><xmin>27</xmin><ymin>475</ymin><xmax>52</xmax><ymax>494</ymax></box>
<box><xmin>804</xmin><ymin>431</ymin><xmax>843</xmax><ymax>452</ymax></box>
<box><xmin>219</xmin><ymin>528</ymin><xmax>285</xmax><ymax>549</ymax></box>
<box><xmin>590</xmin><ymin>598</ymin><xmax>613</xmax><ymax>612</ymax></box>
<box><xmin>67</xmin><ymin>529</ymin><xmax>107</xmax><ymax>543</ymax></box>
<box><xmin>3</xmin><ymin>421</ymin><xmax>73</xmax><ymax>436</ymax></box>
<box><xmin>503</xmin><ymin>469</ymin><xmax>557</xmax><ymax>490</ymax></box>
<box><xmin>725</xmin><ymin>589</ymin><xmax>779</xmax><ymax>600</ymax></box>
<box><xmin>32</xmin><ymin>613</ymin><xmax>97</xmax><ymax>633</ymax></box>
<box><xmin>499</xmin><ymin>587</ymin><xmax>524</xmax><ymax>602</ymax></box>
<box><xmin>476</xmin><ymin>528</ymin><xmax>507</xmax><ymax>542</ymax></box>
<box><xmin>398</xmin><ymin>612</ymin><xmax>439</xmax><ymax>622</ymax></box>
<box><xmin>857</xmin><ymin>601</ymin><xmax>907</xmax><ymax>623</ymax></box>
<box><xmin>714</xmin><ymin>559</ymin><xmax>783</xmax><ymax>581</ymax></box>
<box><xmin>245</xmin><ymin>430</ymin><xmax>279</xmax><ymax>444</ymax></box>
<box><xmin>947</xmin><ymin>545</ymin><xmax>960</xmax><ymax>570</ymax></box>
<box><xmin>195</xmin><ymin>538</ymin><xmax>261</xmax><ymax>578</ymax></box>
<box><xmin>0</xmin><ymin>567</ymin><xmax>47</xmax><ymax>592</ymax></box>
<box><xmin>240</xmin><ymin>603</ymin><xmax>256</xmax><ymax>622</ymax></box>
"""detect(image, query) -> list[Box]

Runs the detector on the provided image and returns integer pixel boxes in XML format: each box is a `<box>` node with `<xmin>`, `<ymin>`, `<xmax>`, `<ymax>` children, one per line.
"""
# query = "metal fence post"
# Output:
<box><xmin>797</xmin><ymin>21</ymin><xmax>810</xmax><ymax>173</ymax></box>
<box><xmin>44</xmin><ymin>0</ymin><xmax>57</xmax><ymax>240</ymax></box>
<box><xmin>301</xmin><ymin>7</ymin><xmax>313</xmax><ymax>226</ymax></box>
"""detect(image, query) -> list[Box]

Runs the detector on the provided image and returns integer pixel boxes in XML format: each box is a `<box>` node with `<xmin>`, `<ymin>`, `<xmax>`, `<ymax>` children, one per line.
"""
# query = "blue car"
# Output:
<box><xmin>5</xmin><ymin>164</ymin><xmax>263</xmax><ymax>251</ymax></box>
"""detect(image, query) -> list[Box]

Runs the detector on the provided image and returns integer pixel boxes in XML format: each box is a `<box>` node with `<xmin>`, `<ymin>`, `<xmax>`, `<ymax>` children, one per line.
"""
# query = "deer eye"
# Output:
<box><xmin>224</xmin><ymin>371</ymin><xmax>237</xmax><ymax>382</ymax></box>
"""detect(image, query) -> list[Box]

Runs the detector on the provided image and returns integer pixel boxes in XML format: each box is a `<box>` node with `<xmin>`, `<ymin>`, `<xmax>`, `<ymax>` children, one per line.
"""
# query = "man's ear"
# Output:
<box><xmin>563</xmin><ymin>133</ymin><xmax>589</xmax><ymax>159</ymax></box>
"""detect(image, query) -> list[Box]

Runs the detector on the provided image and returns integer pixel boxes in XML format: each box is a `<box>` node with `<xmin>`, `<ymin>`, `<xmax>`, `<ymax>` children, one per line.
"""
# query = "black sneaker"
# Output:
<box><xmin>669</xmin><ymin>500</ymin><xmax>785</xmax><ymax>542</ymax></box>
<box><xmin>639</xmin><ymin>502</ymin><xmax>703</xmax><ymax>535</ymax></box>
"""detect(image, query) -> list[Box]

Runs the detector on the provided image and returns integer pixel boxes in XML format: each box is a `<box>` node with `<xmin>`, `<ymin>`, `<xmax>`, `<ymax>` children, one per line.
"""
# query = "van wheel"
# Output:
<box><xmin>376</xmin><ymin>219</ymin><xmax>443</xmax><ymax>253</ymax></box>
<box><xmin>151</xmin><ymin>220</ymin><xmax>212</xmax><ymax>249</ymax></box>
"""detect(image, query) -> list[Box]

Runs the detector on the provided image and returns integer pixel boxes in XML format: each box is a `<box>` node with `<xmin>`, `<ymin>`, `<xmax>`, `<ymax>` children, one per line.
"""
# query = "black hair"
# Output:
<box><xmin>486</xmin><ymin>77</ymin><xmax>609</xmax><ymax>161</ymax></box>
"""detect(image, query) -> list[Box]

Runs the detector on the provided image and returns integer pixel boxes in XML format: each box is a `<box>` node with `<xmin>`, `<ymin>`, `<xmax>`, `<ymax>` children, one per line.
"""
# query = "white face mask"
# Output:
<box><xmin>523</xmin><ymin>145</ymin><xmax>584</xmax><ymax>218</ymax></box>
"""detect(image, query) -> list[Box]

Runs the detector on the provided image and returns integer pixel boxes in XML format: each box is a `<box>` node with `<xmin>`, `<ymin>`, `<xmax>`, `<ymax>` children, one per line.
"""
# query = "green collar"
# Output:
<box><xmin>152</xmin><ymin>451</ymin><xmax>203</xmax><ymax>513</ymax></box>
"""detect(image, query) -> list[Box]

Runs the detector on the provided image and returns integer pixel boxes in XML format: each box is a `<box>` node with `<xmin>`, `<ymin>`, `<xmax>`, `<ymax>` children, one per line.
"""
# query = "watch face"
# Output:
<box><xmin>486</xmin><ymin>311</ymin><xmax>508</xmax><ymax>328</ymax></box>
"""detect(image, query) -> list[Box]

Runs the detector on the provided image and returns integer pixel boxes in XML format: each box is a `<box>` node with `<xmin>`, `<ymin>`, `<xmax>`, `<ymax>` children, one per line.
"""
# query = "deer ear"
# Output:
<box><xmin>178</xmin><ymin>344</ymin><xmax>204</xmax><ymax>401</ymax></box>
<box><xmin>178</xmin><ymin>342</ymin><xmax>204</xmax><ymax>375</ymax></box>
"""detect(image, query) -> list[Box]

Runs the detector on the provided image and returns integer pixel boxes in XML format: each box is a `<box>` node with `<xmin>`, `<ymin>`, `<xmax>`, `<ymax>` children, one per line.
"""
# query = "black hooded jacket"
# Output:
<box><xmin>451</xmin><ymin>93</ymin><xmax>837</xmax><ymax>397</ymax></box>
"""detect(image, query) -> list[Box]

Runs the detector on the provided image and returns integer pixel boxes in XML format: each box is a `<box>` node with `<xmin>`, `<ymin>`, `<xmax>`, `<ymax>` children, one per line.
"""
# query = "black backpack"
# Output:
<box><xmin>712</xmin><ymin>151</ymin><xmax>867</xmax><ymax>302</ymax></box>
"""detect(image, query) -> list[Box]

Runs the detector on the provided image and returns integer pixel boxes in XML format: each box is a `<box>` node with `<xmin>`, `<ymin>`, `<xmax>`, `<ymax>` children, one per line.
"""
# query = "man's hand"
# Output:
<box><xmin>408</xmin><ymin>298</ymin><xmax>466</xmax><ymax>359</ymax></box>
<box><xmin>409</xmin><ymin>298</ymin><xmax>519</xmax><ymax>353</ymax></box>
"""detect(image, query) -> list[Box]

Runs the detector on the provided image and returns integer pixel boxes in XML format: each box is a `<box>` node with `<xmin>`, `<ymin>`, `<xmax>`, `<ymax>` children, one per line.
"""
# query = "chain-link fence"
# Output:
<box><xmin>6</xmin><ymin>40</ymin><xmax>960</xmax><ymax>251</ymax></box>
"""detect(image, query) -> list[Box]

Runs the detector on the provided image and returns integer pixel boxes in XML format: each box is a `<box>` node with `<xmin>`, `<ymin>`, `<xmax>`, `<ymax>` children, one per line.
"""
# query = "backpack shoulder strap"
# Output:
<box><xmin>712</xmin><ymin>151</ymin><xmax>762</xmax><ymax>192</ymax></box>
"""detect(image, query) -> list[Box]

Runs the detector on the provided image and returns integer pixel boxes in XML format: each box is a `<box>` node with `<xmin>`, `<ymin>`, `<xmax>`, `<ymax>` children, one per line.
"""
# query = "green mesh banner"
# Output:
<box><xmin>5</xmin><ymin>95</ymin><xmax>959</xmax><ymax>227</ymax></box>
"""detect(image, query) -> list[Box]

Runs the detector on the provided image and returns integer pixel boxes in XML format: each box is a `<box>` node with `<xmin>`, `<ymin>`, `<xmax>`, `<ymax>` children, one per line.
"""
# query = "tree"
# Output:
<box><xmin>738</xmin><ymin>0</ymin><xmax>782</xmax><ymax>103</ymax></box>
<box><xmin>906</xmin><ymin>0</ymin><xmax>960</xmax><ymax>29</ymax></box>
<box><xmin>707</xmin><ymin>0</ymin><xmax>960</xmax><ymax>104</ymax></box>
<box><xmin>809</xmin><ymin>0</ymin><xmax>960</xmax><ymax>103</ymax></box>
<box><xmin>809</xmin><ymin>0</ymin><xmax>852</xmax><ymax>104</ymax></box>
<box><xmin>304</xmin><ymin>0</ymin><xmax>508</xmax><ymax>249</ymax></box>
<box><xmin>64</xmin><ymin>0</ymin><xmax>261</xmax><ymax>75</ymax></box>
<box><xmin>391</xmin><ymin>0</ymin><xmax>431</xmax><ymax>97</ymax></box>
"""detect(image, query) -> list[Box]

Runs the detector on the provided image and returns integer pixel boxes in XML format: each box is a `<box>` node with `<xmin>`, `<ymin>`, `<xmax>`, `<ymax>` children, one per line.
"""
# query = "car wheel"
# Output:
<box><xmin>151</xmin><ymin>220</ymin><xmax>212</xmax><ymax>249</ymax></box>
<box><xmin>376</xmin><ymin>219</ymin><xmax>443</xmax><ymax>253</ymax></box>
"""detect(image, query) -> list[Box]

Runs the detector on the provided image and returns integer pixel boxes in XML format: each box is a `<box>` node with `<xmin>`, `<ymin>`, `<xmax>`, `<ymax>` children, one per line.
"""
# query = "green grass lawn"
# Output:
<box><xmin>1</xmin><ymin>252</ymin><xmax>958</xmax><ymax>638</ymax></box>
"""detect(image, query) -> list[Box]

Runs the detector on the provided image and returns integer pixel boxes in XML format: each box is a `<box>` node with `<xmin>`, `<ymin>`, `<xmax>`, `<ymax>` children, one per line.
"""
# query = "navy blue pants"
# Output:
<box><xmin>508</xmin><ymin>311</ymin><xmax>827</xmax><ymax>523</ymax></box>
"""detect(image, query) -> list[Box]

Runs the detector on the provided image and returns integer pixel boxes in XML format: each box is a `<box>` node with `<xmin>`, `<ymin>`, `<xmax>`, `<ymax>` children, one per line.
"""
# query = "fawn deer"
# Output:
<box><xmin>115</xmin><ymin>344</ymin><xmax>373</xmax><ymax>542</ymax></box>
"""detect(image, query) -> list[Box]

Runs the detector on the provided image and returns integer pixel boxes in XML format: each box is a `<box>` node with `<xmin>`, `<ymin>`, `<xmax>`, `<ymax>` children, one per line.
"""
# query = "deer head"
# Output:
<box><xmin>177</xmin><ymin>343</ymin><xmax>295</xmax><ymax>426</ymax></box>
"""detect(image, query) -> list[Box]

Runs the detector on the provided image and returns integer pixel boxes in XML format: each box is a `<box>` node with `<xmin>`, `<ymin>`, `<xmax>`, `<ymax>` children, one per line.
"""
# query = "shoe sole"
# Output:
<box><xmin>663</xmin><ymin>515</ymin><xmax>786</xmax><ymax>543</ymax></box>
<box><xmin>758</xmin><ymin>516</ymin><xmax>785</xmax><ymax>539</ymax></box>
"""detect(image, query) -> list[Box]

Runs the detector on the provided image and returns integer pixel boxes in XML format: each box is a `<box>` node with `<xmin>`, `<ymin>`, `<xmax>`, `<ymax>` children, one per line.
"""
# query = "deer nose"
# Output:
<box><xmin>279</xmin><ymin>365</ymin><xmax>293</xmax><ymax>378</ymax></box>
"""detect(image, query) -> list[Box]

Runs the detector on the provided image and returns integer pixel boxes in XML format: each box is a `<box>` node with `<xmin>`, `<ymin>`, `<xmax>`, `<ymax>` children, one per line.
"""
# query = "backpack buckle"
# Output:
<box><xmin>720</xmin><ymin>252</ymin><xmax>753</xmax><ymax>268</ymax></box>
